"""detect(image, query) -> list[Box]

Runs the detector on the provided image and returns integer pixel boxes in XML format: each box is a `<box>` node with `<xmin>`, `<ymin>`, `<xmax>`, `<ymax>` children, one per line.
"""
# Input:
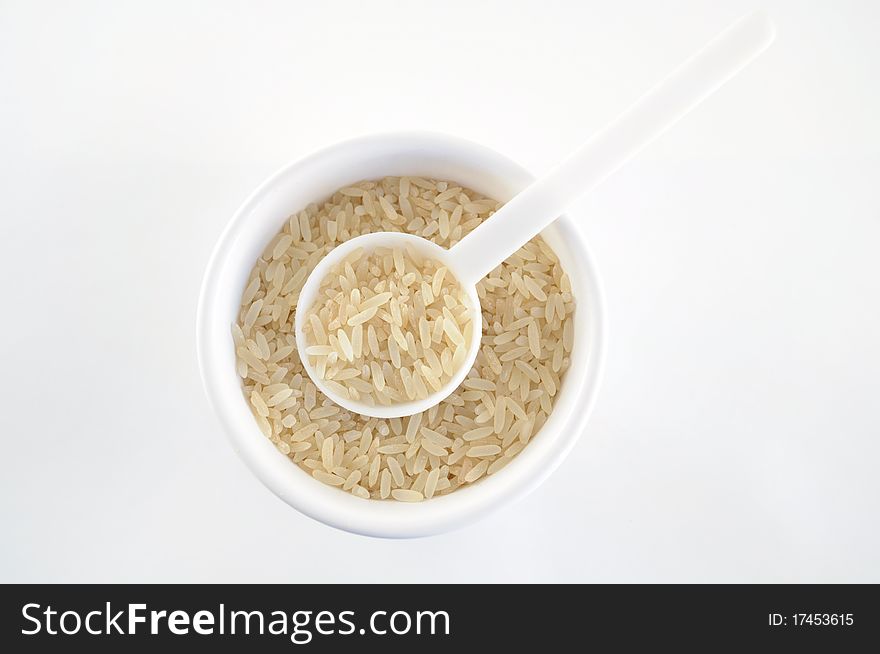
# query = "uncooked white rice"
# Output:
<box><xmin>302</xmin><ymin>246</ymin><xmax>473</xmax><ymax>406</ymax></box>
<box><xmin>235</xmin><ymin>176</ymin><xmax>574</xmax><ymax>501</ymax></box>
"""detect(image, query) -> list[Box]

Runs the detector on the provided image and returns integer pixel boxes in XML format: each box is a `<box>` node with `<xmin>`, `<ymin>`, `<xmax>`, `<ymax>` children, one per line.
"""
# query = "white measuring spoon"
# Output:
<box><xmin>295</xmin><ymin>11</ymin><xmax>775</xmax><ymax>418</ymax></box>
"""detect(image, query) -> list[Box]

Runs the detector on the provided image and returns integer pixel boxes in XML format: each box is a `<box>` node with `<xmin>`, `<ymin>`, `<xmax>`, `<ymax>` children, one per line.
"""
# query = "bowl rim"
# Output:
<box><xmin>196</xmin><ymin>130</ymin><xmax>605</xmax><ymax>538</ymax></box>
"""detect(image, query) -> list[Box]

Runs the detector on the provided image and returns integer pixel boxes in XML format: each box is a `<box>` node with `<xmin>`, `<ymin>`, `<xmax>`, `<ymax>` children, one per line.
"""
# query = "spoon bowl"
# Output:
<box><xmin>294</xmin><ymin>231</ymin><xmax>483</xmax><ymax>419</ymax></box>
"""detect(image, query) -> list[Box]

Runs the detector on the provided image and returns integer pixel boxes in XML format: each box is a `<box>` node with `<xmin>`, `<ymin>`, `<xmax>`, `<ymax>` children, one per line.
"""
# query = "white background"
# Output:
<box><xmin>2</xmin><ymin>0</ymin><xmax>878</xmax><ymax>582</ymax></box>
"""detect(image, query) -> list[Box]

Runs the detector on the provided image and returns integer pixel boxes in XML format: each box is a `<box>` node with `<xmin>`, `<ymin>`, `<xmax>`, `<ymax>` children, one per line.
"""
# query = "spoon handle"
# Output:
<box><xmin>449</xmin><ymin>11</ymin><xmax>775</xmax><ymax>287</ymax></box>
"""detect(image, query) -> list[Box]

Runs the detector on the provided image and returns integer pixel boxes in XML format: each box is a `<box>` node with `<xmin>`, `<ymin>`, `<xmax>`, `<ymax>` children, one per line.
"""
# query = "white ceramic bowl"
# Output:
<box><xmin>197</xmin><ymin>132</ymin><xmax>605</xmax><ymax>538</ymax></box>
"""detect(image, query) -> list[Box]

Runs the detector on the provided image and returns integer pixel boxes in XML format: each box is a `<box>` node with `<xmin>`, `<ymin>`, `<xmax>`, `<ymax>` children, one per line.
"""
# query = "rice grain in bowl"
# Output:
<box><xmin>236</xmin><ymin>176</ymin><xmax>573</xmax><ymax>501</ymax></box>
<box><xmin>197</xmin><ymin>133</ymin><xmax>604</xmax><ymax>536</ymax></box>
